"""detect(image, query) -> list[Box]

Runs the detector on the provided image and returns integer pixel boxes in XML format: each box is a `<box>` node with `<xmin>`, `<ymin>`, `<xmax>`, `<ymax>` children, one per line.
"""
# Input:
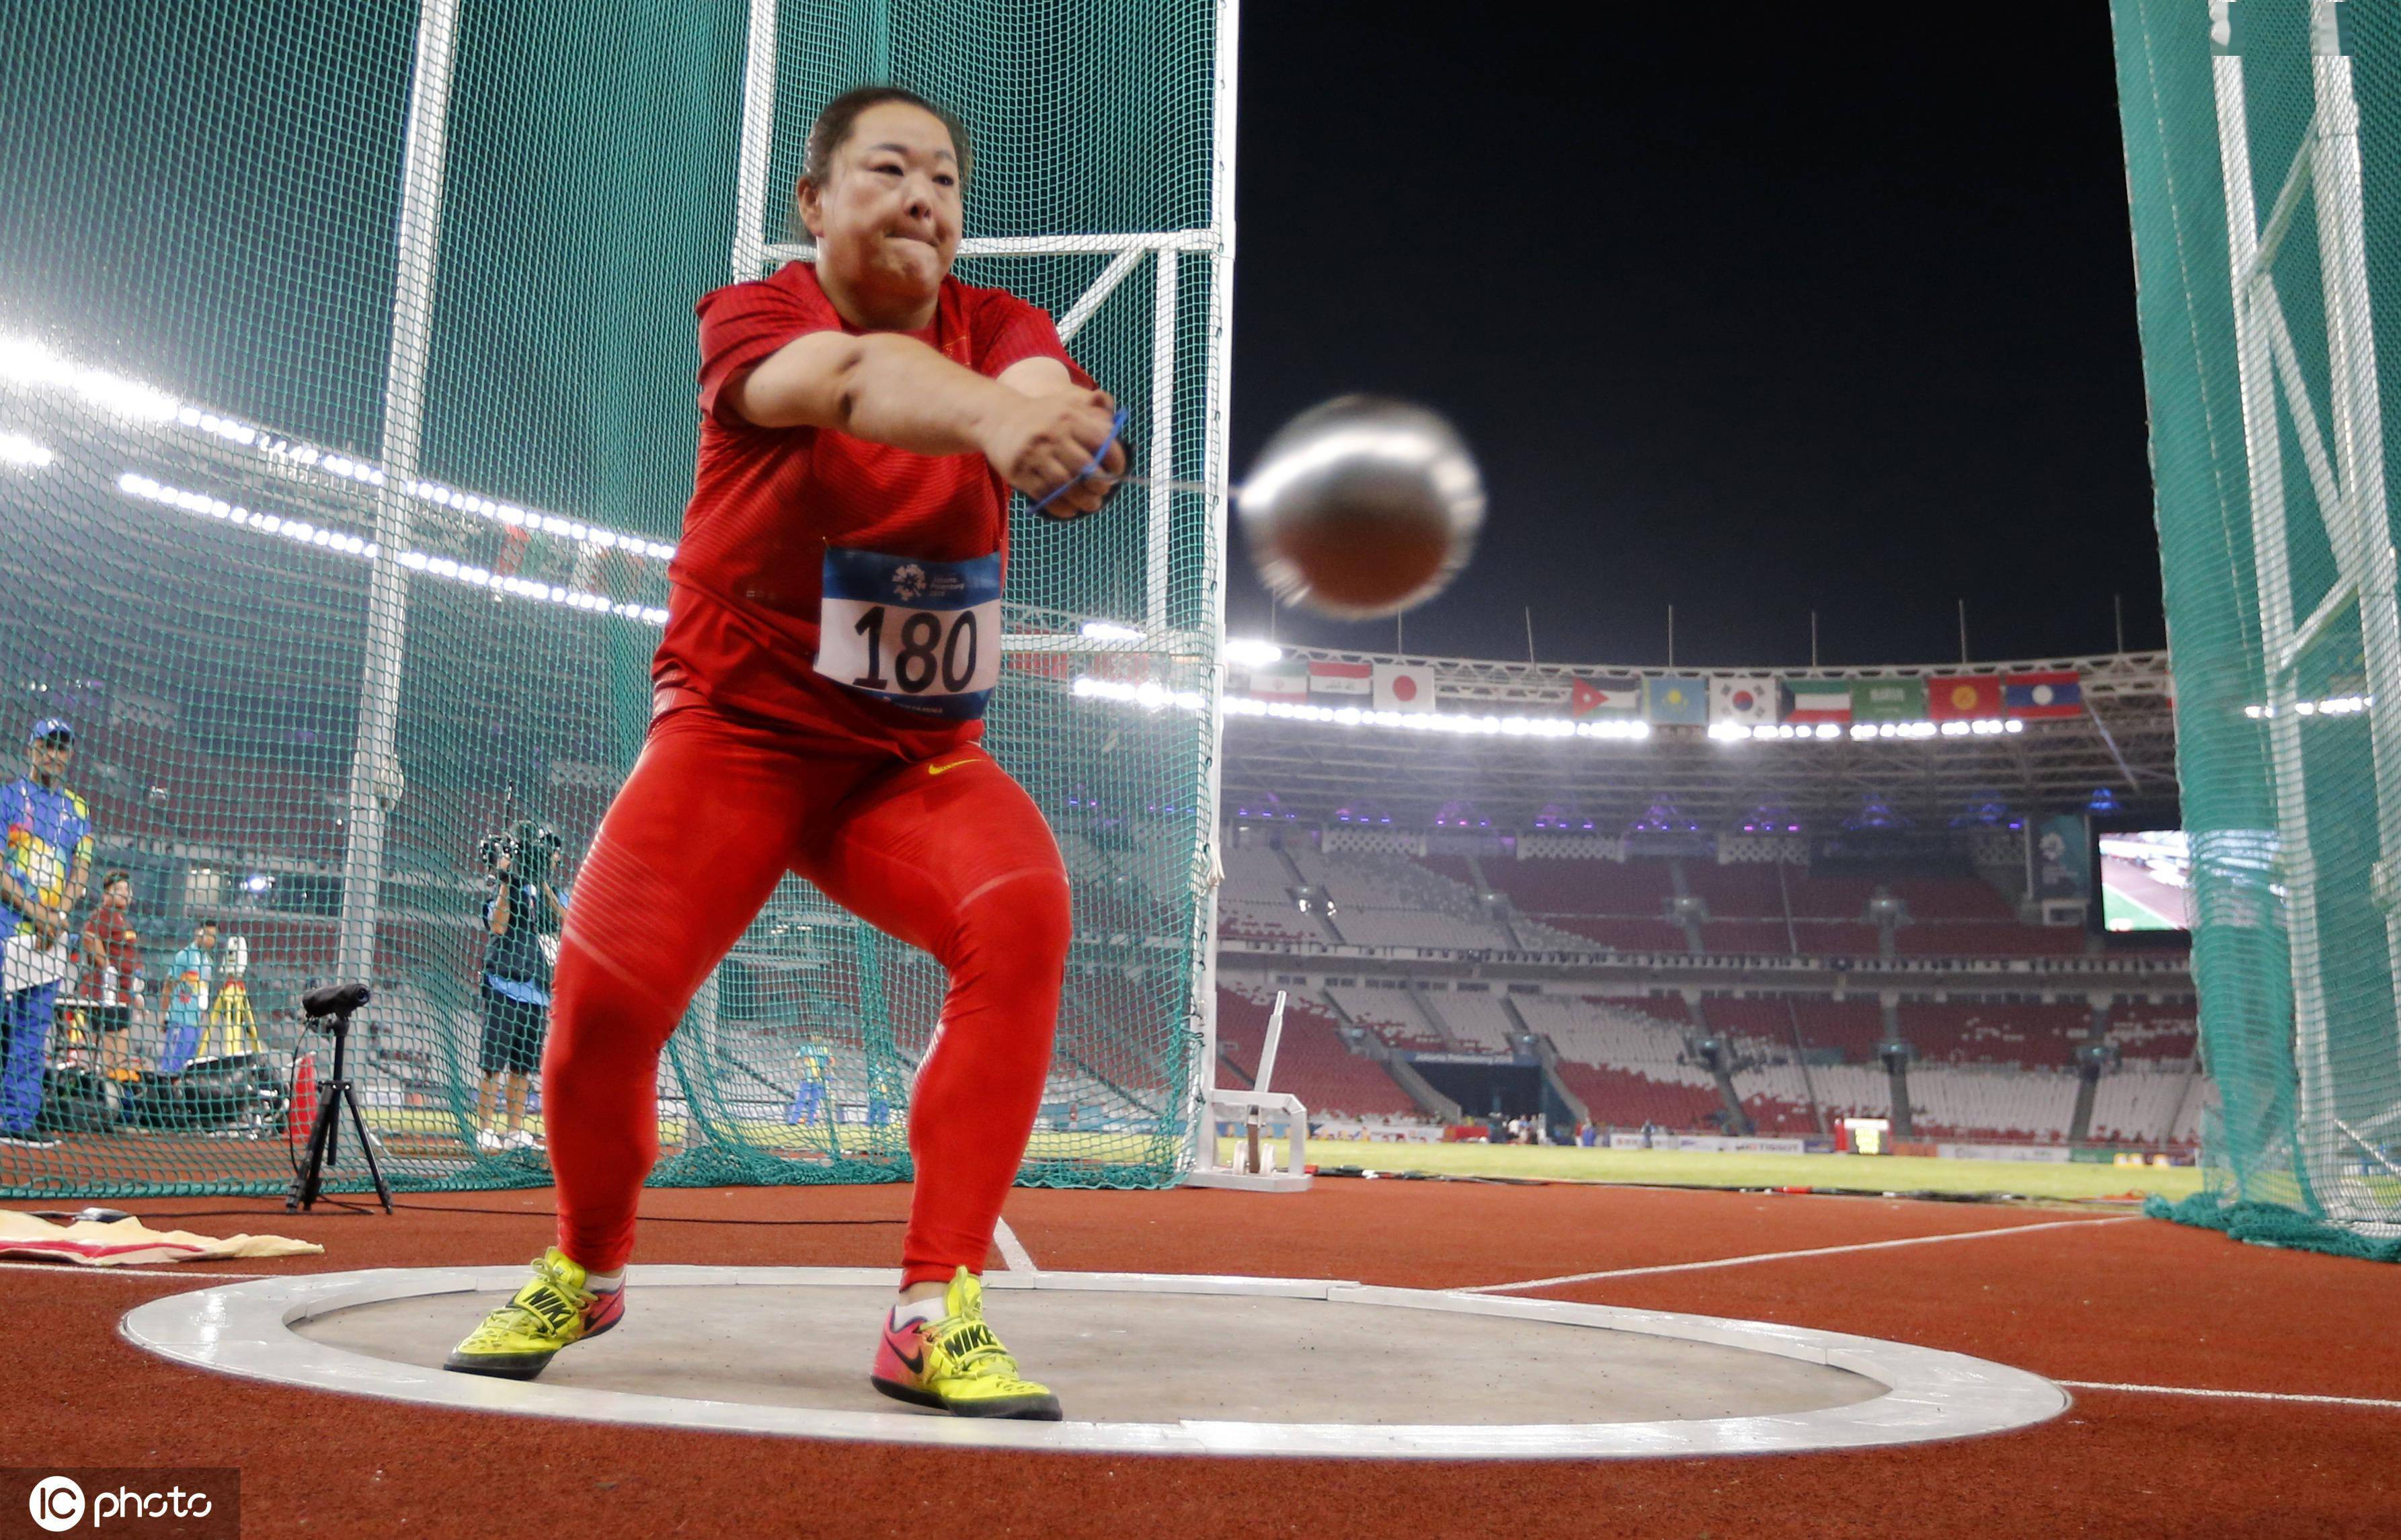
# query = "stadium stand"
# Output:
<box><xmin>1421</xmin><ymin>989</ymin><xmax>1520</xmax><ymax>1055</ymax></box>
<box><xmin>1899</xmin><ymin>1002</ymin><xmax>2088</xmax><ymax>1067</ymax></box>
<box><xmin>1216</xmin><ymin>983</ymin><xmax>1419</xmax><ymax>1119</ymax></box>
<box><xmin>1324</xmin><ymin>983</ymin><xmax>1447</xmax><ymax>1051</ymax></box>
<box><xmin>2106</xmin><ymin>1001</ymin><xmax>2201</xmax><ymax>1061</ymax></box>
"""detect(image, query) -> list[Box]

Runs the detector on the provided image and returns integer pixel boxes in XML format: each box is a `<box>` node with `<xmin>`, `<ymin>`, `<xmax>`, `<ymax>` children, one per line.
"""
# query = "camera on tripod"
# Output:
<box><xmin>477</xmin><ymin>819</ymin><xmax>561</xmax><ymax>879</ymax></box>
<box><xmin>287</xmin><ymin>981</ymin><xmax>391</xmax><ymax>1213</ymax></box>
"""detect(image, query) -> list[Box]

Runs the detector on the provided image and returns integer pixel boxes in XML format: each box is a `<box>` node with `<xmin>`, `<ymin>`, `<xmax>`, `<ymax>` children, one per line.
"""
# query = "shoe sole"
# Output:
<box><xmin>442</xmin><ymin>1301</ymin><xmax>620</xmax><ymax>1381</ymax></box>
<box><xmin>869</xmin><ymin>1375</ymin><xmax>1063</xmax><ymax>1421</ymax></box>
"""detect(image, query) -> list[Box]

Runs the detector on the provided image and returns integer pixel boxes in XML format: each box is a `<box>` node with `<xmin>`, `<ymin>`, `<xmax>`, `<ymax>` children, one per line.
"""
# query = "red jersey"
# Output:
<box><xmin>79</xmin><ymin>905</ymin><xmax>141</xmax><ymax>1005</ymax></box>
<box><xmin>655</xmin><ymin>261</ymin><xmax>1090</xmax><ymax>756</ymax></box>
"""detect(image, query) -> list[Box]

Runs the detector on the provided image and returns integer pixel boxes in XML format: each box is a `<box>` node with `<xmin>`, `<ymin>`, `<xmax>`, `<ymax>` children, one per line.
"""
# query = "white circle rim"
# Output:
<box><xmin>119</xmin><ymin>1266</ymin><xmax>2068</xmax><ymax>1459</ymax></box>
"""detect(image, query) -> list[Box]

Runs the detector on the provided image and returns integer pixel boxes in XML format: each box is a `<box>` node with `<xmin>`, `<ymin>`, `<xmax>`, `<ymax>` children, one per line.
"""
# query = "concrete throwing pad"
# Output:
<box><xmin>120</xmin><ymin>1267</ymin><xmax>2067</xmax><ymax>1459</ymax></box>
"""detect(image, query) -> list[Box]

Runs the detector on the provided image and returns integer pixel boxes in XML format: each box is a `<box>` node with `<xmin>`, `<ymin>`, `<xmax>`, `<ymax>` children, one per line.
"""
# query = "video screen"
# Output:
<box><xmin>2097</xmin><ymin>829</ymin><xmax>2191</xmax><ymax>932</ymax></box>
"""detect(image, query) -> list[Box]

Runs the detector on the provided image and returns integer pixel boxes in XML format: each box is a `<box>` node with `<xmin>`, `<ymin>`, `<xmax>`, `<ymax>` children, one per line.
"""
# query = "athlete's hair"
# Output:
<box><xmin>801</xmin><ymin>85</ymin><xmax>973</xmax><ymax>195</ymax></box>
<box><xmin>102</xmin><ymin>868</ymin><xmax>129</xmax><ymax>890</ymax></box>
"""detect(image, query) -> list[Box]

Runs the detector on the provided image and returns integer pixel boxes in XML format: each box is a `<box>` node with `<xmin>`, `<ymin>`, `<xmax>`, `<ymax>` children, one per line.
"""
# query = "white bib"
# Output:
<box><xmin>816</xmin><ymin>548</ymin><xmax>1002</xmax><ymax>721</ymax></box>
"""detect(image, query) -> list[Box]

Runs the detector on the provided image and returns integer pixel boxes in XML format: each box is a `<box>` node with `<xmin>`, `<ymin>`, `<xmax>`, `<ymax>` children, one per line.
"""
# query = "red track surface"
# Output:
<box><xmin>7</xmin><ymin>1180</ymin><xmax>2398</xmax><ymax>1537</ymax></box>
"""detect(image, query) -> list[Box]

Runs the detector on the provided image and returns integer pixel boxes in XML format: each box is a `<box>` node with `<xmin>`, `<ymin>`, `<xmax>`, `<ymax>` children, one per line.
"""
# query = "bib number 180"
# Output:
<box><xmin>847</xmin><ymin>605</ymin><xmax>982</xmax><ymax>696</ymax></box>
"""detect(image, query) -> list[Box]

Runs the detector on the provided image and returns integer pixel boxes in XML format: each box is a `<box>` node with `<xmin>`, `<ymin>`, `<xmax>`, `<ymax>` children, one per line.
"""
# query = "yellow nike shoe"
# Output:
<box><xmin>442</xmin><ymin>1246</ymin><xmax>624</xmax><ymax>1381</ymax></box>
<box><xmin>870</xmin><ymin>1266</ymin><xmax>1062</xmax><ymax>1420</ymax></box>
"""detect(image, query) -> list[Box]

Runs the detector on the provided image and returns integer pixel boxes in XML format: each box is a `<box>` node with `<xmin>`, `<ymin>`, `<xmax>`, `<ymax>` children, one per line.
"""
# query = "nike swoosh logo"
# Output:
<box><xmin>924</xmin><ymin>758</ymin><xmax>978</xmax><ymax>777</ymax></box>
<box><xmin>893</xmin><ymin>1338</ymin><xmax>926</xmax><ymax>1375</ymax></box>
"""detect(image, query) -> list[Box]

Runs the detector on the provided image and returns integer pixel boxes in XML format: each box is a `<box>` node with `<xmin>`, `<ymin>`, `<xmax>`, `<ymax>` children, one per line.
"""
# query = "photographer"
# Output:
<box><xmin>474</xmin><ymin>823</ymin><xmax>564</xmax><ymax>1153</ymax></box>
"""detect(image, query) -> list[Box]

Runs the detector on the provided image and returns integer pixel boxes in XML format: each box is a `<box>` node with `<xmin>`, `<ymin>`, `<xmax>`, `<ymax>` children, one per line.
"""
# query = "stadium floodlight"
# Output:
<box><xmin>2248</xmin><ymin>695</ymin><xmax>2373</xmax><ymax>718</ymax></box>
<box><xmin>118</xmin><ymin>472</ymin><xmax>668</xmax><ymax>624</ymax></box>
<box><xmin>5</xmin><ymin>333</ymin><xmax>679</xmax><ymax>563</ymax></box>
<box><xmin>1223</xmin><ymin>637</ymin><xmax>1284</xmax><ymax>666</ymax></box>
<box><xmin>1079</xmin><ymin>621</ymin><xmax>1145</xmax><ymax>642</ymax></box>
<box><xmin>0</xmin><ymin>431</ymin><xmax>55</xmax><ymax>469</ymax></box>
<box><xmin>1072</xmin><ymin>675</ymin><xmax>1208</xmax><ymax>713</ymax></box>
<box><xmin>0</xmin><ymin>334</ymin><xmax>178</xmax><ymax>421</ymax></box>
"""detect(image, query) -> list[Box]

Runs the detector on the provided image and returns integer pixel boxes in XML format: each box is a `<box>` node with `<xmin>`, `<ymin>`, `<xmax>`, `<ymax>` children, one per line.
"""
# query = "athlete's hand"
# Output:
<box><xmin>982</xmin><ymin>389</ymin><xmax>1125</xmax><ymax>520</ymax></box>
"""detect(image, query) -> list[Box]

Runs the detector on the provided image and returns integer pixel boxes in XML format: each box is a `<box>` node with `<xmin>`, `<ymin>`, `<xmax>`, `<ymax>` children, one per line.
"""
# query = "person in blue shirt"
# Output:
<box><xmin>786</xmin><ymin>1044</ymin><xmax>832</xmax><ymax>1127</ymax></box>
<box><xmin>1</xmin><ymin>719</ymin><xmax>93</xmax><ymax>1148</ymax></box>
<box><xmin>157</xmin><ymin>920</ymin><xmax>219</xmax><ymax>1076</ymax></box>
<box><xmin>475</xmin><ymin>824</ymin><xmax>564</xmax><ymax>1153</ymax></box>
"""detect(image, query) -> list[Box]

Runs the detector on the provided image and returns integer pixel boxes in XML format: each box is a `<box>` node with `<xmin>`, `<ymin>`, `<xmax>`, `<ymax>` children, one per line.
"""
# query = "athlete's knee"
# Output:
<box><xmin>946</xmin><ymin>867</ymin><xmax>1071</xmax><ymax>985</ymax></box>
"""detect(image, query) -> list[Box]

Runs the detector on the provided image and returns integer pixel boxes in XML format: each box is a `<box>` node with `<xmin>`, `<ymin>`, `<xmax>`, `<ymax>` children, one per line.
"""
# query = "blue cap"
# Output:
<box><xmin>28</xmin><ymin>717</ymin><xmax>73</xmax><ymax>746</ymax></box>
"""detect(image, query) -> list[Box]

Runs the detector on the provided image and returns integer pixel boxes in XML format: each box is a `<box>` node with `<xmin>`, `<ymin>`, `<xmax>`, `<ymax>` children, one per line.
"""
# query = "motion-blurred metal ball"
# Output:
<box><xmin>1235</xmin><ymin>395</ymin><xmax>1485</xmax><ymax>620</ymax></box>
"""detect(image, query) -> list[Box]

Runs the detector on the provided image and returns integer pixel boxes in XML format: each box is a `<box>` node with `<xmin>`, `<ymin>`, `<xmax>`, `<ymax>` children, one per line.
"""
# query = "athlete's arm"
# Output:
<box><xmin>732</xmin><ymin>332</ymin><xmax>1124</xmax><ymax>516</ymax></box>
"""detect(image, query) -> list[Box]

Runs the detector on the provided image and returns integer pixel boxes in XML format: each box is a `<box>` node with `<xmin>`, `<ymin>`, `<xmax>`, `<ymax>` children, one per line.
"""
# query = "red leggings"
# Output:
<box><xmin>543</xmin><ymin>700</ymin><xmax>1070</xmax><ymax>1285</ymax></box>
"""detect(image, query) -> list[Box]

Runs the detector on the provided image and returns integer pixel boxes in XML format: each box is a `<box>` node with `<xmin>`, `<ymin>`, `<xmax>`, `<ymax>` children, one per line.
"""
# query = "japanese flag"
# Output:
<box><xmin>1373</xmin><ymin>663</ymin><xmax>1437</xmax><ymax>713</ymax></box>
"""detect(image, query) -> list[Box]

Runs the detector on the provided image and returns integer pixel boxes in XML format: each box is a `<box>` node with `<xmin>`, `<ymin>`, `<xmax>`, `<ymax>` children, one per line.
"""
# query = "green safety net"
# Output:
<box><xmin>2111</xmin><ymin>0</ymin><xmax>2401</xmax><ymax>1245</ymax></box>
<box><xmin>0</xmin><ymin>0</ymin><xmax>1225</xmax><ymax>1199</ymax></box>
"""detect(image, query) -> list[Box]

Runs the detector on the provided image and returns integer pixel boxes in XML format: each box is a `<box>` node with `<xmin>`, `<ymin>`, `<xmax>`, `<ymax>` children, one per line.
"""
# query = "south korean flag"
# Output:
<box><xmin>1711</xmin><ymin>676</ymin><xmax>1776</xmax><ymax>727</ymax></box>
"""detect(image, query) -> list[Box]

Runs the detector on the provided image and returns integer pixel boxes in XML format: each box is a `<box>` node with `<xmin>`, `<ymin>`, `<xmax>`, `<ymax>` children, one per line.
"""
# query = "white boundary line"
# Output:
<box><xmin>992</xmin><ymin>1219</ymin><xmax>1037</xmax><ymax>1274</ymax></box>
<box><xmin>2061</xmin><ymin>1381</ymin><xmax>2401</xmax><ymax>1411</ymax></box>
<box><xmin>117</xmin><ymin>1264</ymin><xmax>2068</xmax><ymax>1459</ymax></box>
<box><xmin>1459</xmin><ymin>1217</ymin><xmax>2141</xmax><ymax>1295</ymax></box>
<box><xmin>0</xmin><ymin>1260</ymin><xmax>274</xmax><ymax>1280</ymax></box>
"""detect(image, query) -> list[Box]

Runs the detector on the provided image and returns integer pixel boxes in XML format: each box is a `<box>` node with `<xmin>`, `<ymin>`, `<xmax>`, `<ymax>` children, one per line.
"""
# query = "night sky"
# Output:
<box><xmin>1225</xmin><ymin>7</ymin><xmax>2158</xmax><ymax>672</ymax></box>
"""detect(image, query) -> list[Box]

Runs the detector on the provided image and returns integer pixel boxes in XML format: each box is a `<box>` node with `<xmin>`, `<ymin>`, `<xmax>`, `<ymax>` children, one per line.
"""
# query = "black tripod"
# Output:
<box><xmin>286</xmin><ymin>982</ymin><xmax>392</xmax><ymax>1213</ymax></box>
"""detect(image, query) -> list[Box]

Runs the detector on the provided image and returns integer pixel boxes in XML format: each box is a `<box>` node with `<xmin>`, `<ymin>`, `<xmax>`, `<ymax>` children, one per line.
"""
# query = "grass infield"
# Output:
<box><xmin>1257</xmin><ymin>1137</ymin><xmax>2208</xmax><ymax>1204</ymax></box>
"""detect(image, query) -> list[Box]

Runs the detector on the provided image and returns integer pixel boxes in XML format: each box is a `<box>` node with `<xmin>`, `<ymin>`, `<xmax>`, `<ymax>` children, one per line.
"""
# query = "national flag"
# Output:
<box><xmin>1646</xmin><ymin>675</ymin><xmax>1708</xmax><ymax>726</ymax></box>
<box><xmin>1245</xmin><ymin>661</ymin><xmax>1309</xmax><ymax>702</ymax></box>
<box><xmin>1711</xmin><ymin>676</ymin><xmax>1776</xmax><ymax>726</ymax></box>
<box><xmin>1372</xmin><ymin>663</ymin><xmax>1437</xmax><ymax>713</ymax></box>
<box><xmin>1005</xmin><ymin>650</ymin><xmax>1075</xmax><ymax>680</ymax></box>
<box><xmin>1569</xmin><ymin>674</ymin><xmax>1642</xmax><ymax>719</ymax></box>
<box><xmin>1307</xmin><ymin>660</ymin><xmax>1372</xmax><ymax>698</ymax></box>
<box><xmin>1852</xmin><ymin>678</ymin><xmax>1929</xmax><ymax>722</ymax></box>
<box><xmin>1928</xmin><ymin>675</ymin><xmax>2003</xmax><ymax>721</ymax></box>
<box><xmin>1780</xmin><ymin>678</ymin><xmax>1852</xmax><ymax>724</ymax></box>
<box><xmin>2004</xmin><ymin>670</ymin><xmax>2082</xmax><ymax>719</ymax></box>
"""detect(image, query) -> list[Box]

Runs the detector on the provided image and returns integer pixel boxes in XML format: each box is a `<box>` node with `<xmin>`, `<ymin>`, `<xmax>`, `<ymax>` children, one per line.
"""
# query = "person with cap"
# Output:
<box><xmin>1</xmin><ymin>719</ymin><xmax>92</xmax><ymax>1148</ymax></box>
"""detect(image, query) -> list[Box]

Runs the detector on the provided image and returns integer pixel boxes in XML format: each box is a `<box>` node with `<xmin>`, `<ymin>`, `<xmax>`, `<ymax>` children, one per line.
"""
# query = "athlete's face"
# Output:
<box><xmin>27</xmin><ymin>737</ymin><xmax>70</xmax><ymax>787</ymax></box>
<box><xmin>801</xmin><ymin>102</ymin><xmax>963</xmax><ymax>310</ymax></box>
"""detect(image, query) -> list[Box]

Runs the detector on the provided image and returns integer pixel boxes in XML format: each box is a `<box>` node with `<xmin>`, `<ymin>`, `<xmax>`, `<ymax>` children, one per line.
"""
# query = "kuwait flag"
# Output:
<box><xmin>1307</xmin><ymin>660</ymin><xmax>1373</xmax><ymax>698</ymax></box>
<box><xmin>2004</xmin><ymin>670</ymin><xmax>2082</xmax><ymax>719</ymax></box>
<box><xmin>1646</xmin><ymin>676</ymin><xmax>1708</xmax><ymax>726</ymax></box>
<box><xmin>1245</xmin><ymin>661</ymin><xmax>1309</xmax><ymax>702</ymax></box>
<box><xmin>1711</xmin><ymin>676</ymin><xmax>1776</xmax><ymax>726</ymax></box>
<box><xmin>1569</xmin><ymin>674</ymin><xmax>1643</xmax><ymax>719</ymax></box>
<box><xmin>1928</xmin><ymin>676</ymin><xmax>2003</xmax><ymax>720</ymax></box>
<box><xmin>1372</xmin><ymin>663</ymin><xmax>1437</xmax><ymax>712</ymax></box>
<box><xmin>1780</xmin><ymin>678</ymin><xmax>1852</xmax><ymax>724</ymax></box>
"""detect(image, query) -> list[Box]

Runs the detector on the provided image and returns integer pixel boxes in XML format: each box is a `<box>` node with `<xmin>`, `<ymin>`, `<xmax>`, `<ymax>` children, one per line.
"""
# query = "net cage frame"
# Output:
<box><xmin>0</xmin><ymin>0</ymin><xmax>1240</xmax><ymax>1199</ymax></box>
<box><xmin>2116</xmin><ymin>0</ymin><xmax>2401</xmax><ymax>1236</ymax></box>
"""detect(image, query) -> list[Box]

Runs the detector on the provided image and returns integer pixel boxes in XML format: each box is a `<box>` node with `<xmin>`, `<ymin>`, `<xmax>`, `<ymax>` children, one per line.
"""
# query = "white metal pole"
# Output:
<box><xmin>1187</xmin><ymin>0</ymin><xmax>1241</xmax><ymax>1176</ymax></box>
<box><xmin>1257</xmin><ymin>988</ymin><xmax>1287</xmax><ymax>1094</ymax></box>
<box><xmin>1146</xmin><ymin>247</ymin><xmax>1177</xmax><ymax>636</ymax></box>
<box><xmin>337</xmin><ymin>0</ymin><xmax>462</xmax><ymax>991</ymax></box>
<box><xmin>2213</xmin><ymin>7</ymin><xmax>2337</xmax><ymax>1213</ymax></box>
<box><xmin>2308</xmin><ymin>1</ymin><xmax>2401</xmax><ymax>1221</ymax></box>
<box><xmin>731</xmin><ymin>0</ymin><xmax>781</xmax><ymax>279</ymax></box>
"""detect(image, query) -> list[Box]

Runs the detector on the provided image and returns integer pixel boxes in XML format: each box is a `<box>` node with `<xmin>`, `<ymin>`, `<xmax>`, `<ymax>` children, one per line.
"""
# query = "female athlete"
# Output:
<box><xmin>445</xmin><ymin>85</ymin><xmax>1123</xmax><ymax>1421</ymax></box>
